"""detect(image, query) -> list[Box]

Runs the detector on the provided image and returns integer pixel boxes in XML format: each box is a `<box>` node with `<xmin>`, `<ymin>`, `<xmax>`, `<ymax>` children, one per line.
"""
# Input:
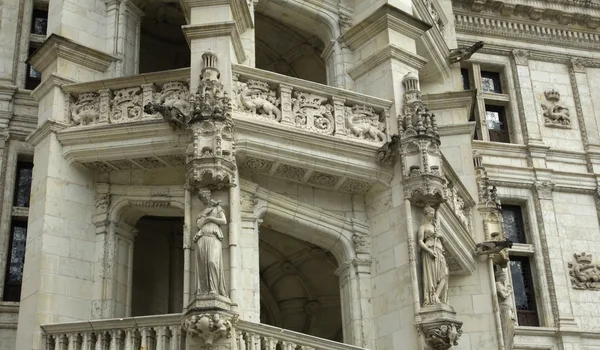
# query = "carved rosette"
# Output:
<box><xmin>399</xmin><ymin>73</ymin><xmax>446</xmax><ymax>206</ymax></box>
<box><xmin>418</xmin><ymin>304</ymin><xmax>463</xmax><ymax>350</ymax></box>
<box><xmin>181</xmin><ymin>312</ymin><xmax>237</xmax><ymax>345</ymax></box>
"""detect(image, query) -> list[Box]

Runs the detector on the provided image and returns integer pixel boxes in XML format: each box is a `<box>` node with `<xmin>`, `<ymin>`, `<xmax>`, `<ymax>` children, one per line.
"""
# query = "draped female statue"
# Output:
<box><xmin>194</xmin><ymin>188</ymin><xmax>228</xmax><ymax>297</ymax></box>
<box><xmin>418</xmin><ymin>205</ymin><xmax>449</xmax><ymax>306</ymax></box>
<box><xmin>496</xmin><ymin>269</ymin><xmax>516</xmax><ymax>349</ymax></box>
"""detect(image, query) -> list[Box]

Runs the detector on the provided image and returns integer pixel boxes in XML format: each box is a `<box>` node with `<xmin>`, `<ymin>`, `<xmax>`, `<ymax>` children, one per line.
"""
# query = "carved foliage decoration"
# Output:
<box><xmin>181</xmin><ymin>313</ymin><xmax>235</xmax><ymax>345</ymax></box>
<box><xmin>541</xmin><ymin>89</ymin><xmax>571</xmax><ymax>128</ymax></box>
<box><xmin>568</xmin><ymin>252</ymin><xmax>600</xmax><ymax>290</ymax></box>
<box><xmin>423</xmin><ymin>323</ymin><xmax>462</xmax><ymax>350</ymax></box>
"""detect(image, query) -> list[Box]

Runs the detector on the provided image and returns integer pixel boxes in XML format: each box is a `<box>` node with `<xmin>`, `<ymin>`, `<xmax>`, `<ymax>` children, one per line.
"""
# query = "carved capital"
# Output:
<box><xmin>534</xmin><ymin>181</ymin><xmax>555</xmax><ymax>200</ymax></box>
<box><xmin>181</xmin><ymin>312</ymin><xmax>237</xmax><ymax>345</ymax></box>
<box><xmin>511</xmin><ymin>49</ymin><xmax>529</xmax><ymax>66</ymax></box>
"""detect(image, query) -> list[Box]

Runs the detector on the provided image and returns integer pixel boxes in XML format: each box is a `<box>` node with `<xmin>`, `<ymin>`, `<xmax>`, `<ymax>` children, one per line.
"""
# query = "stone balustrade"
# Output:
<box><xmin>232</xmin><ymin>64</ymin><xmax>392</xmax><ymax>145</ymax></box>
<box><xmin>40</xmin><ymin>314</ymin><xmax>367</xmax><ymax>350</ymax></box>
<box><xmin>40</xmin><ymin>314</ymin><xmax>183</xmax><ymax>350</ymax></box>
<box><xmin>62</xmin><ymin>68</ymin><xmax>191</xmax><ymax>127</ymax></box>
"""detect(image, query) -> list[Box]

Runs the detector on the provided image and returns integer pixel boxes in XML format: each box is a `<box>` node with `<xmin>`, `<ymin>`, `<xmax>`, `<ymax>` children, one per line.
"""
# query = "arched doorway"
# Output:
<box><xmin>131</xmin><ymin>216</ymin><xmax>184</xmax><ymax>316</ymax></box>
<box><xmin>254</xmin><ymin>13</ymin><xmax>327</xmax><ymax>84</ymax></box>
<box><xmin>259</xmin><ymin>226</ymin><xmax>343</xmax><ymax>342</ymax></box>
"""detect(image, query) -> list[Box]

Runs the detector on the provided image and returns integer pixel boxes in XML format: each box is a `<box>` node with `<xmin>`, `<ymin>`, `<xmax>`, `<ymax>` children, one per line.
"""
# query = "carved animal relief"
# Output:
<box><xmin>70</xmin><ymin>92</ymin><xmax>100</xmax><ymax>126</ymax></box>
<box><xmin>568</xmin><ymin>252</ymin><xmax>600</xmax><ymax>290</ymax></box>
<box><xmin>234</xmin><ymin>79</ymin><xmax>282</xmax><ymax>121</ymax></box>
<box><xmin>542</xmin><ymin>89</ymin><xmax>571</xmax><ymax>128</ymax></box>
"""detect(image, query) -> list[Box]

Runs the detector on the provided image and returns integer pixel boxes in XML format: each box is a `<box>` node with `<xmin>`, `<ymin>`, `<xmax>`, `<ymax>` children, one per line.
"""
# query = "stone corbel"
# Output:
<box><xmin>182</xmin><ymin>311</ymin><xmax>238</xmax><ymax>346</ymax></box>
<box><xmin>418</xmin><ymin>304</ymin><xmax>463</xmax><ymax>350</ymax></box>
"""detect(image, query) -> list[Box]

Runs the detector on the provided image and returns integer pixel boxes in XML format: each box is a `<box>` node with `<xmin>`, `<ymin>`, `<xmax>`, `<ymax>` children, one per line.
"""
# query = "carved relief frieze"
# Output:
<box><xmin>307</xmin><ymin>171</ymin><xmax>339</xmax><ymax>187</ymax></box>
<box><xmin>568</xmin><ymin>252</ymin><xmax>600</xmax><ymax>290</ymax></box>
<box><xmin>541</xmin><ymin>89</ymin><xmax>571</xmax><ymax>128</ymax></box>
<box><xmin>272</xmin><ymin>164</ymin><xmax>307</xmax><ymax>182</ymax></box>
<box><xmin>232</xmin><ymin>73</ymin><xmax>389</xmax><ymax>145</ymax></box>
<box><xmin>111</xmin><ymin>87</ymin><xmax>143</xmax><ymax>123</ymax></box>
<box><xmin>234</xmin><ymin>78</ymin><xmax>282</xmax><ymax>121</ymax></box>
<box><xmin>241</xmin><ymin>157</ymin><xmax>273</xmax><ymax>173</ymax></box>
<box><xmin>70</xmin><ymin>92</ymin><xmax>100</xmax><ymax>126</ymax></box>
<box><xmin>338</xmin><ymin>178</ymin><xmax>372</xmax><ymax>195</ymax></box>
<box><xmin>446</xmin><ymin>181</ymin><xmax>472</xmax><ymax>232</ymax></box>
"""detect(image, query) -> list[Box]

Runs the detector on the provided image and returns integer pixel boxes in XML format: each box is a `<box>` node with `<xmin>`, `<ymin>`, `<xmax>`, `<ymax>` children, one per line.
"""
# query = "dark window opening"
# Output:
<box><xmin>486</xmin><ymin>105</ymin><xmax>510</xmax><ymax>143</ymax></box>
<box><xmin>13</xmin><ymin>161</ymin><xmax>33</xmax><ymax>207</ymax></box>
<box><xmin>481</xmin><ymin>71</ymin><xmax>502</xmax><ymax>93</ymax></box>
<box><xmin>3</xmin><ymin>221</ymin><xmax>28</xmax><ymax>302</ymax></box>
<box><xmin>510</xmin><ymin>256</ymin><xmax>540</xmax><ymax>327</ymax></box>
<box><xmin>25</xmin><ymin>47</ymin><xmax>42</xmax><ymax>90</ymax></box>
<box><xmin>31</xmin><ymin>9</ymin><xmax>48</xmax><ymax>35</ymax></box>
<box><xmin>503</xmin><ymin>205</ymin><xmax>526</xmax><ymax>244</ymax></box>
<box><xmin>461</xmin><ymin>68</ymin><xmax>470</xmax><ymax>90</ymax></box>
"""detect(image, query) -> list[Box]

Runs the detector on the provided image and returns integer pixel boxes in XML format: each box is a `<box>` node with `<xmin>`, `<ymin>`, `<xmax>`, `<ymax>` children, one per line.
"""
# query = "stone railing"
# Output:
<box><xmin>62</xmin><ymin>68</ymin><xmax>190</xmax><ymax>126</ymax></box>
<box><xmin>40</xmin><ymin>314</ymin><xmax>183</xmax><ymax>349</ymax></box>
<box><xmin>236</xmin><ymin>320</ymin><xmax>365</xmax><ymax>350</ymax></box>
<box><xmin>232</xmin><ymin>64</ymin><xmax>392</xmax><ymax>145</ymax></box>
<box><xmin>40</xmin><ymin>315</ymin><xmax>367</xmax><ymax>350</ymax></box>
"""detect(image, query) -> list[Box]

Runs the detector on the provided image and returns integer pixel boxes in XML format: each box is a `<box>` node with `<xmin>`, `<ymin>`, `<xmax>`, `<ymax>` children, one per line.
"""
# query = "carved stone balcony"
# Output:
<box><xmin>40</xmin><ymin>314</ymin><xmax>367</xmax><ymax>350</ymax></box>
<box><xmin>39</xmin><ymin>67</ymin><xmax>395</xmax><ymax>194</ymax></box>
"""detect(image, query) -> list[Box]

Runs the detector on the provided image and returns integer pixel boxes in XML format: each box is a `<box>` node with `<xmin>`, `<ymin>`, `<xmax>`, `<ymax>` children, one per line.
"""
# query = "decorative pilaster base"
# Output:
<box><xmin>187</xmin><ymin>294</ymin><xmax>233</xmax><ymax>312</ymax></box>
<box><xmin>418</xmin><ymin>304</ymin><xmax>463</xmax><ymax>350</ymax></box>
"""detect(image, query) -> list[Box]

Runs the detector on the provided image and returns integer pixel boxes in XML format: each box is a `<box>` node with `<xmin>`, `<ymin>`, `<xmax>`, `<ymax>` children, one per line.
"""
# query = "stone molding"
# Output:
<box><xmin>454</xmin><ymin>12</ymin><xmax>600</xmax><ymax>50</ymax></box>
<box><xmin>30</xmin><ymin>73</ymin><xmax>75</xmax><ymax>102</ymax></box>
<box><xmin>26</xmin><ymin>119</ymin><xmax>69</xmax><ymax>147</ymax></box>
<box><xmin>29</xmin><ymin>34</ymin><xmax>118</xmax><ymax>74</ymax></box>
<box><xmin>453</xmin><ymin>0</ymin><xmax>600</xmax><ymax>29</ymax></box>
<box><xmin>347</xmin><ymin>44</ymin><xmax>427</xmax><ymax>79</ymax></box>
<box><xmin>339</xmin><ymin>4</ymin><xmax>431</xmax><ymax>50</ymax></box>
<box><xmin>180</xmin><ymin>0</ymin><xmax>253</xmax><ymax>35</ymax></box>
<box><xmin>422</xmin><ymin>90</ymin><xmax>476</xmax><ymax>112</ymax></box>
<box><xmin>182</xmin><ymin>22</ymin><xmax>247</xmax><ymax>63</ymax></box>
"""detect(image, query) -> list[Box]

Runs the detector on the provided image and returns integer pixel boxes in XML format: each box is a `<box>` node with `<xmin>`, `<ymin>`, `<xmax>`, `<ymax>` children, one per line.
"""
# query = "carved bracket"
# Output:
<box><xmin>181</xmin><ymin>312</ymin><xmax>237</xmax><ymax>345</ymax></box>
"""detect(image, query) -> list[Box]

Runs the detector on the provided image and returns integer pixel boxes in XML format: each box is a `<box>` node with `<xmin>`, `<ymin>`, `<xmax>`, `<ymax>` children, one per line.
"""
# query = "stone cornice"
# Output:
<box><xmin>30</xmin><ymin>73</ymin><xmax>75</xmax><ymax>102</ymax></box>
<box><xmin>29</xmin><ymin>34</ymin><xmax>118</xmax><ymax>74</ymax></box>
<box><xmin>454</xmin><ymin>11</ymin><xmax>600</xmax><ymax>50</ymax></box>
<box><xmin>453</xmin><ymin>0</ymin><xmax>600</xmax><ymax>28</ymax></box>
<box><xmin>347</xmin><ymin>44</ymin><xmax>427</xmax><ymax>80</ymax></box>
<box><xmin>458</xmin><ymin>39</ymin><xmax>600</xmax><ymax>67</ymax></box>
<box><xmin>181</xmin><ymin>0</ymin><xmax>253</xmax><ymax>34</ymax></box>
<box><xmin>438</xmin><ymin>122</ymin><xmax>476</xmax><ymax>137</ymax></box>
<box><xmin>26</xmin><ymin>119</ymin><xmax>69</xmax><ymax>147</ymax></box>
<box><xmin>182</xmin><ymin>22</ymin><xmax>247</xmax><ymax>64</ymax></box>
<box><xmin>423</xmin><ymin>89</ymin><xmax>476</xmax><ymax>111</ymax></box>
<box><xmin>339</xmin><ymin>4</ymin><xmax>431</xmax><ymax>50</ymax></box>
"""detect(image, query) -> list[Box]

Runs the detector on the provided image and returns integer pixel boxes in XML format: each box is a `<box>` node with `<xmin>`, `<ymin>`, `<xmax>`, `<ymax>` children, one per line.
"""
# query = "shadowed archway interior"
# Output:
<box><xmin>259</xmin><ymin>226</ymin><xmax>343</xmax><ymax>342</ymax></box>
<box><xmin>254</xmin><ymin>13</ymin><xmax>327</xmax><ymax>84</ymax></box>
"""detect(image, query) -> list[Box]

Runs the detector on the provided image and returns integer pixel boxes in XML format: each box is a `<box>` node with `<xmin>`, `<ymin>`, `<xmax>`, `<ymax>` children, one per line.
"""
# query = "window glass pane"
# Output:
<box><xmin>510</xmin><ymin>257</ymin><xmax>540</xmax><ymax>326</ymax></box>
<box><xmin>13</xmin><ymin>161</ymin><xmax>33</xmax><ymax>207</ymax></box>
<box><xmin>486</xmin><ymin>105</ymin><xmax>510</xmax><ymax>143</ymax></box>
<box><xmin>3</xmin><ymin>221</ymin><xmax>27</xmax><ymax>302</ymax></box>
<box><xmin>461</xmin><ymin>68</ymin><xmax>470</xmax><ymax>90</ymax></box>
<box><xmin>481</xmin><ymin>71</ymin><xmax>502</xmax><ymax>93</ymax></box>
<box><xmin>31</xmin><ymin>9</ymin><xmax>48</xmax><ymax>35</ymax></box>
<box><xmin>486</xmin><ymin>109</ymin><xmax>503</xmax><ymax>131</ymax></box>
<box><xmin>503</xmin><ymin>205</ymin><xmax>526</xmax><ymax>244</ymax></box>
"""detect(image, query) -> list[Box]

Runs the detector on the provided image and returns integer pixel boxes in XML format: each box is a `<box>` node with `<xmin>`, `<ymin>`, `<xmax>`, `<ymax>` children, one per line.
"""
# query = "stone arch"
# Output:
<box><xmin>94</xmin><ymin>194</ymin><xmax>185</xmax><ymax>319</ymax></box>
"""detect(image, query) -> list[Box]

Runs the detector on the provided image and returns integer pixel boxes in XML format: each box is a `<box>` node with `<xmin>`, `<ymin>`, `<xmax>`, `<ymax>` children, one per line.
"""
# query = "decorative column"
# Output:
<box><xmin>146</xmin><ymin>52</ymin><xmax>238</xmax><ymax>348</ymax></box>
<box><xmin>397</xmin><ymin>73</ymin><xmax>463</xmax><ymax>350</ymax></box>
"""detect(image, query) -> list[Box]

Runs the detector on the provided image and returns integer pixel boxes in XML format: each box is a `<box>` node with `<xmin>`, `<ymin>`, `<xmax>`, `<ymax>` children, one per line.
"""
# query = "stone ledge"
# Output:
<box><xmin>348</xmin><ymin>44</ymin><xmax>428</xmax><ymax>79</ymax></box>
<box><xmin>30</xmin><ymin>73</ymin><xmax>75</xmax><ymax>102</ymax></box>
<box><xmin>26</xmin><ymin>119</ymin><xmax>69</xmax><ymax>147</ymax></box>
<box><xmin>182</xmin><ymin>22</ymin><xmax>247</xmax><ymax>63</ymax></box>
<box><xmin>29</xmin><ymin>34</ymin><xmax>118</xmax><ymax>74</ymax></box>
<box><xmin>339</xmin><ymin>4</ymin><xmax>431</xmax><ymax>50</ymax></box>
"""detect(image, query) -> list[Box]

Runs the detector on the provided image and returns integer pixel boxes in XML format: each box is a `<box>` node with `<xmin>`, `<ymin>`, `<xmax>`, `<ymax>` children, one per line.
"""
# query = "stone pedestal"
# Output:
<box><xmin>182</xmin><ymin>309</ymin><xmax>238</xmax><ymax>350</ymax></box>
<box><xmin>418</xmin><ymin>304</ymin><xmax>463</xmax><ymax>350</ymax></box>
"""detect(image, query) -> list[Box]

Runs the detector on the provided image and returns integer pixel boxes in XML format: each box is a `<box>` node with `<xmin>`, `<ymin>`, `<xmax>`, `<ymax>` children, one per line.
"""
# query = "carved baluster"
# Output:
<box><xmin>68</xmin><ymin>333</ymin><xmax>82</xmax><ymax>350</ymax></box>
<box><xmin>40</xmin><ymin>334</ymin><xmax>49</xmax><ymax>350</ymax></box>
<box><xmin>98</xmin><ymin>89</ymin><xmax>112</xmax><ymax>124</ymax></box>
<box><xmin>141</xmin><ymin>83</ymin><xmax>157</xmax><ymax>114</ymax></box>
<box><xmin>299</xmin><ymin>346</ymin><xmax>315</xmax><ymax>350</ymax></box>
<box><xmin>110</xmin><ymin>330</ymin><xmax>124</xmax><ymax>350</ymax></box>
<box><xmin>281</xmin><ymin>341</ymin><xmax>297</xmax><ymax>350</ymax></box>
<box><xmin>251</xmin><ymin>332</ymin><xmax>262</xmax><ymax>349</ymax></box>
<box><xmin>279</xmin><ymin>84</ymin><xmax>294</xmax><ymax>126</ymax></box>
<box><xmin>155</xmin><ymin>326</ymin><xmax>168</xmax><ymax>350</ymax></box>
<box><xmin>168</xmin><ymin>326</ymin><xmax>182</xmax><ymax>350</ymax></box>
<box><xmin>82</xmin><ymin>332</ymin><xmax>95</xmax><ymax>350</ymax></box>
<box><xmin>237</xmin><ymin>332</ymin><xmax>247</xmax><ymax>350</ymax></box>
<box><xmin>332</xmin><ymin>97</ymin><xmax>346</xmax><ymax>137</ymax></box>
<box><xmin>57</xmin><ymin>334</ymin><xmax>68</xmax><ymax>350</ymax></box>
<box><xmin>95</xmin><ymin>332</ymin><xmax>109</xmax><ymax>350</ymax></box>
<box><xmin>263</xmin><ymin>336</ymin><xmax>278</xmax><ymax>350</ymax></box>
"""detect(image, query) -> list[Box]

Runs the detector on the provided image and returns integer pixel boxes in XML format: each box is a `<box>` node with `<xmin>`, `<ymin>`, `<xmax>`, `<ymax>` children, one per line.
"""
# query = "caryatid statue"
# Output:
<box><xmin>194</xmin><ymin>188</ymin><xmax>228</xmax><ymax>297</ymax></box>
<box><xmin>418</xmin><ymin>205</ymin><xmax>449</xmax><ymax>306</ymax></box>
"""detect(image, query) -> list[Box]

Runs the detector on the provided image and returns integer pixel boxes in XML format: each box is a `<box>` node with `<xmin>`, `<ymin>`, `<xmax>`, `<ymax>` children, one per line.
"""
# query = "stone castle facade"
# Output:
<box><xmin>0</xmin><ymin>0</ymin><xmax>599</xmax><ymax>349</ymax></box>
